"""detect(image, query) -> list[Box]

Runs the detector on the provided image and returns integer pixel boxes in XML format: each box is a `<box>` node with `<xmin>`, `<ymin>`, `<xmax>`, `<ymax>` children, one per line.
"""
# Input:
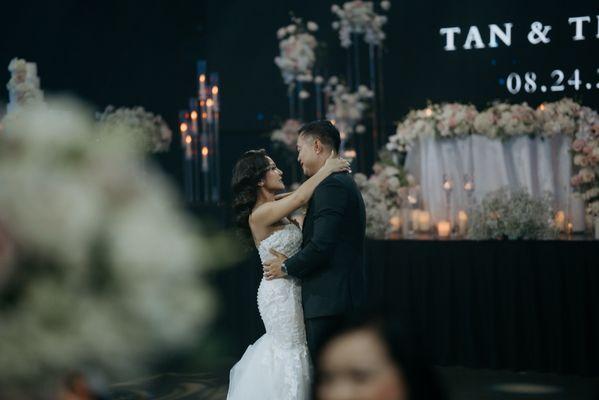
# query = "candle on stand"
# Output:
<box><xmin>437</xmin><ymin>220</ymin><xmax>451</xmax><ymax>238</ymax></box>
<box><xmin>190</xmin><ymin>110</ymin><xmax>198</xmax><ymax>134</ymax></box>
<box><xmin>567</xmin><ymin>222</ymin><xmax>573</xmax><ymax>237</ymax></box>
<box><xmin>389</xmin><ymin>215</ymin><xmax>402</xmax><ymax>232</ymax></box>
<box><xmin>458</xmin><ymin>210</ymin><xmax>468</xmax><ymax>236</ymax></box>
<box><xmin>554</xmin><ymin>210</ymin><xmax>566</xmax><ymax>232</ymax></box>
<box><xmin>179</xmin><ymin>122</ymin><xmax>188</xmax><ymax>145</ymax></box>
<box><xmin>206</xmin><ymin>98</ymin><xmax>214</xmax><ymax>123</ymax></box>
<box><xmin>418</xmin><ymin>211</ymin><xmax>431</xmax><ymax>232</ymax></box>
<box><xmin>185</xmin><ymin>135</ymin><xmax>193</xmax><ymax>158</ymax></box>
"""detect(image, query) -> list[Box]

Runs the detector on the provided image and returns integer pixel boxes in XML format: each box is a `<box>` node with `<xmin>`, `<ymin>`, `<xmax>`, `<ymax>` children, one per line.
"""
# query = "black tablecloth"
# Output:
<box><xmin>366</xmin><ymin>239</ymin><xmax>599</xmax><ymax>376</ymax></box>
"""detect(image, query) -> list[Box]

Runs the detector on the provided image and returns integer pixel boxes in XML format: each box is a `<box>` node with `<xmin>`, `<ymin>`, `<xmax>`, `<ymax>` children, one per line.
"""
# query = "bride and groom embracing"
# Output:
<box><xmin>228</xmin><ymin>120</ymin><xmax>367</xmax><ymax>399</ymax></box>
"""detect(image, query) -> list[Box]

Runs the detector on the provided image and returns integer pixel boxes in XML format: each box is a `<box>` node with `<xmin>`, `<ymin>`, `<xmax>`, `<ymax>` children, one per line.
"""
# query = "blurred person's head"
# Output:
<box><xmin>313</xmin><ymin>312</ymin><xmax>445</xmax><ymax>400</ymax></box>
<box><xmin>231</xmin><ymin>149</ymin><xmax>284</xmax><ymax>230</ymax></box>
<box><xmin>297</xmin><ymin>120</ymin><xmax>340</xmax><ymax>177</ymax></box>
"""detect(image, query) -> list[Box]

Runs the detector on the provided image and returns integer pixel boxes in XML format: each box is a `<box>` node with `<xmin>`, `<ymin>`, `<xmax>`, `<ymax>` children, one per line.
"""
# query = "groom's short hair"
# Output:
<box><xmin>299</xmin><ymin>120</ymin><xmax>341</xmax><ymax>153</ymax></box>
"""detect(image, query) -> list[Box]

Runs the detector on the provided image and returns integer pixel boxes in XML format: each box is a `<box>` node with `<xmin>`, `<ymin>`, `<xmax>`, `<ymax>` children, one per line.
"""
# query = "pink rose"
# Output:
<box><xmin>572</xmin><ymin>139</ymin><xmax>586</xmax><ymax>152</ymax></box>
<box><xmin>583</xmin><ymin>145</ymin><xmax>593</xmax><ymax>155</ymax></box>
<box><xmin>571</xmin><ymin>175</ymin><xmax>582</xmax><ymax>187</ymax></box>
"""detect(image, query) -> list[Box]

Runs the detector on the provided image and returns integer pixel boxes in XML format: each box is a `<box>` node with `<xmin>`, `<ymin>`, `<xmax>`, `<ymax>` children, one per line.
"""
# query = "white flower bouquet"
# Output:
<box><xmin>274</xmin><ymin>17</ymin><xmax>319</xmax><ymax>84</ymax></box>
<box><xmin>331</xmin><ymin>1</ymin><xmax>389</xmax><ymax>48</ymax></box>
<box><xmin>468</xmin><ymin>188</ymin><xmax>558</xmax><ymax>240</ymax></box>
<box><xmin>97</xmin><ymin>105</ymin><xmax>172</xmax><ymax>153</ymax></box>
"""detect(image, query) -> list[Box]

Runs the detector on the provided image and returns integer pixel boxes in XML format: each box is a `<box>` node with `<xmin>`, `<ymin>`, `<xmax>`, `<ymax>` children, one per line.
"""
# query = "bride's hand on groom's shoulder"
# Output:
<box><xmin>324</xmin><ymin>151</ymin><xmax>351</xmax><ymax>175</ymax></box>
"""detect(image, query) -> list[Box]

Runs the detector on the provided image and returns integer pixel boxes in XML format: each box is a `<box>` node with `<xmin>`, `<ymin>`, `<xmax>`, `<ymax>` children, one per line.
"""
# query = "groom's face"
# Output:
<box><xmin>297</xmin><ymin>134</ymin><xmax>320</xmax><ymax>177</ymax></box>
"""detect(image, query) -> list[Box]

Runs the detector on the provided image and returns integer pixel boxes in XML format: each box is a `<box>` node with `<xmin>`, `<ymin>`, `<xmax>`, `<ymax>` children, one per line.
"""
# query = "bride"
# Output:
<box><xmin>227</xmin><ymin>149</ymin><xmax>350</xmax><ymax>400</ymax></box>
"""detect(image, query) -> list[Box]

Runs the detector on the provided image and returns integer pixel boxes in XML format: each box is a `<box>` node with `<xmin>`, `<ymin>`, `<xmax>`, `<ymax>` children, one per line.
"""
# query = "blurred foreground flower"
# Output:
<box><xmin>0</xmin><ymin>99</ymin><xmax>225</xmax><ymax>395</ymax></box>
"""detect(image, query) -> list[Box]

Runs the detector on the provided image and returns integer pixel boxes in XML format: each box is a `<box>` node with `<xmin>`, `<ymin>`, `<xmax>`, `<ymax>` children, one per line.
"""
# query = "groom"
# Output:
<box><xmin>263</xmin><ymin>120</ymin><xmax>367</xmax><ymax>359</ymax></box>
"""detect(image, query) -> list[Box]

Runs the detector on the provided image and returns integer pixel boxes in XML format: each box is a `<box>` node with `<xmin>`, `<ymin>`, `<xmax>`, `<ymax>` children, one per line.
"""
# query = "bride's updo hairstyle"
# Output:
<box><xmin>231</xmin><ymin>149</ymin><xmax>271</xmax><ymax>234</ymax></box>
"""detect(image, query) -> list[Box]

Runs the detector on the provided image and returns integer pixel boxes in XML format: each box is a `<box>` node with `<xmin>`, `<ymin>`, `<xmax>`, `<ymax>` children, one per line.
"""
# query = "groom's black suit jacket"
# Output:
<box><xmin>285</xmin><ymin>171</ymin><xmax>367</xmax><ymax>319</ymax></box>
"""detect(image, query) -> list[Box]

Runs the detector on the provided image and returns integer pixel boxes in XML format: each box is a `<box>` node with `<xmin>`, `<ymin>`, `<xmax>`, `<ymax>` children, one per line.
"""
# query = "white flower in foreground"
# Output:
<box><xmin>277</xmin><ymin>27</ymin><xmax>287</xmax><ymax>39</ymax></box>
<box><xmin>299</xmin><ymin>90</ymin><xmax>310</xmax><ymax>99</ymax></box>
<box><xmin>0</xmin><ymin>99</ymin><xmax>226</xmax><ymax>393</ymax></box>
<box><xmin>381</xmin><ymin>1</ymin><xmax>391</xmax><ymax>11</ymax></box>
<box><xmin>314</xmin><ymin>76</ymin><xmax>325</xmax><ymax>85</ymax></box>
<box><xmin>307</xmin><ymin>21</ymin><xmax>319</xmax><ymax>31</ymax></box>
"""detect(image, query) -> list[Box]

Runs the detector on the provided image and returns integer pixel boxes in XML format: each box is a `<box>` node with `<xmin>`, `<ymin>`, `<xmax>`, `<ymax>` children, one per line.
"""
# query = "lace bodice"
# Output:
<box><xmin>257</xmin><ymin>223</ymin><xmax>303</xmax><ymax>264</ymax></box>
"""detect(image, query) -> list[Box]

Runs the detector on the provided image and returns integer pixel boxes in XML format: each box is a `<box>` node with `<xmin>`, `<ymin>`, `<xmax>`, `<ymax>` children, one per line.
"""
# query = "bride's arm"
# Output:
<box><xmin>250</xmin><ymin>154</ymin><xmax>349</xmax><ymax>228</ymax></box>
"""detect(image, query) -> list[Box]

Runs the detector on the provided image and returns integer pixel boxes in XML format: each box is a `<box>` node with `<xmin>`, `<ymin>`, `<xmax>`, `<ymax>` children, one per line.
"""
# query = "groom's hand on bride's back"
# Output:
<box><xmin>263</xmin><ymin>249</ymin><xmax>288</xmax><ymax>280</ymax></box>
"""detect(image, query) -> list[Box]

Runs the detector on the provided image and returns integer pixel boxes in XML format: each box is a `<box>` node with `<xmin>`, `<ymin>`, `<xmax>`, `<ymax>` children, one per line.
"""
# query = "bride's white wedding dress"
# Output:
<box><xmin>227</xmin><ymin>223</ymin><xmax>311</xmax><ymax>400</ymax></box>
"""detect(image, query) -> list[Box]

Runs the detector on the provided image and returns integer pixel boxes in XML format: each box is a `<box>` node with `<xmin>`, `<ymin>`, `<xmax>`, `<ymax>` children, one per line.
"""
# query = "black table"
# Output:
<box><xmin>366</xmin><ymin>239</ymin><xmax>599</xmax><ymax>376</ymax></box>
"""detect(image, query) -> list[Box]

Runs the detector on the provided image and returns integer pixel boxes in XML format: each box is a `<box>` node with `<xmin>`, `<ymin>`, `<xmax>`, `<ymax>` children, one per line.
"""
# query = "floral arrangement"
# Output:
<box><xmin>388</xmin><ymin>99</ymin><xmax>589</xmax><ymax>149</ymax></box>
<box><xmin>354</xmin><ymin>160</ymin><xmax>415</xmax><ymax>238</ymax></box>
<box><xmin>570</xmin><ymin>106</ymin><xmax>599</xmax><ymax>217</ymax></box>
<box><xmin>97</xmin><ymin>105</ymin><xmax>172</xmax><ymax>153</ymax></box>
<box><xmin>324</xmin><ymin>76</ymin><xmax>373</xmax><ymax>139</ymax></box>
<box><xmin>270</xmin><ymin>118</ymin><xmax>302</xmax><ymax>152</ymax></box>
<box><xmin>467</xmin><ymin>188</ymin><xmax>558</xmax><ymax>240</ymax></box>
<box><xmin>536</xmin><ymin>98</ymin><xmax>580</xmax><ymax>137</ymax></box>
<box><xmin>331</xmin><ymin>1</ymin><xmax>390</xmax><ymax>48</ymax></box>
<box><xmin>474</xmin><ymin>102</ymin><xmax>538</xmax><ymax>139</ymax></box>
<box><xmin>274</xmin><ymin>17</ymin><xmax>319</xmax><ymax>85</ymax></box>
<box><xmin>0</xmin><ymin>100</ymin><xmax>220</xmax><ymax>393</ymax></box>
<box><xmin>6</xmin><ymin>58</ymin><xmax>44</xmax><ymax>112</ymax></box>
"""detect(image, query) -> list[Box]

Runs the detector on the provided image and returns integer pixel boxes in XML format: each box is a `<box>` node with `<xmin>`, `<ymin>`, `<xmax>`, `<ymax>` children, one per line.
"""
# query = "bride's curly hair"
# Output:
<box><xmin>231</xmin><ymin>149</ymin><xmax>271</xmax><ymax>236</ymax></box>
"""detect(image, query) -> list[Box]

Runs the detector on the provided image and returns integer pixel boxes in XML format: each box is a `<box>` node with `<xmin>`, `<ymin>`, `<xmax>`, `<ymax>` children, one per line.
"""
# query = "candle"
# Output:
<box><xmin>554</xmin><ymin>210</ymin><xmax>565</xmax><ymax>232</ymax></box>
<box><xmin>389</xmin><ymin>215</ymin><xmax>402</xmax><ymax>232</ymax></box>
<box><xmin>190</xmin><ymin>109</ymin><xmax>199</xmax><ymax>136</ymax></box>
<box><xmin>211</xmin><ymin>85</ymin><xmax>219</xmax><ymax>112</ymax></box>
<box><xmin>437</xmin><ymin>220</ymin><xmax>451</xmax><ymax>238</ymax></box>
<box><xmin>458</xmin><ymin>210</ymin><xmax>468</xmax><ymax>236</ymax></box>
<box><xmin>418</xmin><ymin>211</ymin><xmax>431</xmax><ymax>232</ymax></box>
<box><xmin>567</xmin><ymin>222</ymin><xmax>573</xmax><ymax>236</ymax></box>
<box><xmin>184</xmin><ymin>135</ymin><xmax>192</xmax><ymax>159</ymax></box>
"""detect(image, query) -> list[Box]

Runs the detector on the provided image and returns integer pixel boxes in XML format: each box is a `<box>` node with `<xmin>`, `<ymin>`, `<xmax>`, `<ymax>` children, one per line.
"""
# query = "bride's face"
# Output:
<box><xmin>261</xmin><ymin>157</ymin><xmax>285</xmax><ymax>192</ymax></box>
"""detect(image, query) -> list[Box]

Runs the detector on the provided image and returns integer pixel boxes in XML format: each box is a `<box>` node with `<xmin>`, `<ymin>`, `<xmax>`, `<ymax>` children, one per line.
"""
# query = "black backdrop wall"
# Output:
<box><xmin>1</xmin><ymin>0</ymin><xmax>597</xmax><ymax>200</ymax></box>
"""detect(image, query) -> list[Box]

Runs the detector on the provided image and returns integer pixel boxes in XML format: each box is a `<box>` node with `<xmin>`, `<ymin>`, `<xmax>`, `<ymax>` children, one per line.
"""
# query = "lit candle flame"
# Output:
<box><xmin>185</xmin><ymin>135</ymin><xmax>192</xmax><ymax>144</ymax></box>
<box><xmin>206</xmin><ymin>99</ymin><xmax>214</xmax><ymax>107</ymax></box>
<box><xmin>539</xmin><ymin>103</ymin><xmax>545</xmax><ymax>111</ymax></box>
<box><xmin>180</xmin><ymin>122</ymin><xmax>188</xmax><ymax>133</ymax></box>
<box><xmin>425</xmin><ymin>108</ymin><xmax>433</xmax><ymax>117</ymax></box>
<box><xmin>201</xmin><ymin>146</ymin><xmax>209</xmax><ymax>156</ymax></box>
<box><xmin>199</xmin><ymin>74</ymin><xmax>206</xmax><ymax>83</ymax></box>
<box><xmin>212</xmin><ymin>86</ymin><xmax>219</xmax><ymax>95</ymax></box>
<box><xmin>191</xmin><ymin>111</ymin><xmax>198</xmax><ymax>120</ymax></box>
<box><xmin>202</xmin><ymin>112</ymin><xmax>208</xmax><ymax>119</ymax></box>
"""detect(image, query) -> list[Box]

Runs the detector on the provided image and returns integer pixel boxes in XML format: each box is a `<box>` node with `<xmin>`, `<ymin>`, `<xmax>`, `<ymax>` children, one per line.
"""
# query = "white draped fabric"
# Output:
<box><xmin>404</xmin><ymin>134</ymin><xmax>573</xmax><ymax>224</ymax></box>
